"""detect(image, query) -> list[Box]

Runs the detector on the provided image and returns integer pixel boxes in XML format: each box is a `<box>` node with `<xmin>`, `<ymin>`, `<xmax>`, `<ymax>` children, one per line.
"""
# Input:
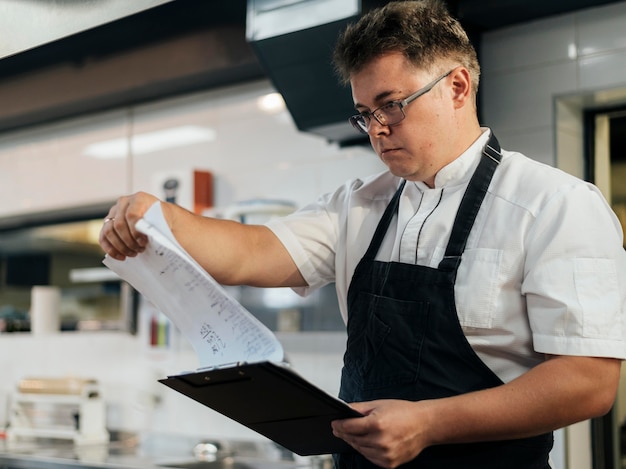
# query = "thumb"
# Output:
<box><xmin>348</xmin><ymin>401</ymin><xmax>377</xmax><ymax>416</ymax></box>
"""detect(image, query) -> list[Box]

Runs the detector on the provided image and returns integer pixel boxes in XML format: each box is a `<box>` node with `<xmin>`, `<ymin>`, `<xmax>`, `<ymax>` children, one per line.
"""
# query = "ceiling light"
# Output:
<box><xmin>84</xmin><ymin>125</ymin><xmax>217</xmax><ymax>159</ymax></box>
<box><xmin>257</xmin><ymin>92</ymin><xmax>285</xmax><ymax>114</ymax></box>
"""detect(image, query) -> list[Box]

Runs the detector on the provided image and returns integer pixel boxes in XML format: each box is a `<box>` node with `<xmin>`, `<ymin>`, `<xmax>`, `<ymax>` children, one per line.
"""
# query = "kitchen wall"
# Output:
<box><xmin>480</xmin><ymin>1</ymin><xmax>626</xmax><ymax>173</ymax></box>
<box><xmin>0</xmin><ymin>78</ymin><xmax>385</xmax><ymax>441</ymax></box>
<box><xmin>1</xmin><ymin>1</ymin><xmax>626</xmax><ymax>465</ymax></box>
<box><xmin>0</xmin><ymin>79</ymin><xmax>386</xmax><ymax>218</ymax></box>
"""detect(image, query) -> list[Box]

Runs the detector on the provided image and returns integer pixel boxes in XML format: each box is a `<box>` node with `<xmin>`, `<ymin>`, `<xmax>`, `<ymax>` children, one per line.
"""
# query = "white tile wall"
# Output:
<box><xmin>578</xmin><ymin>49</ymin><xmax>626</xmax><ymax>90</ymax></box>
<box><xmin>0</xmin><ymin>78</ymin><xmax>383</xmax><ymax>216</ymax></box>
<box><xmin>479</xmin><ymin>14</ymin><xmax>576</xmax><ymax>73</ymax></box>
<box><xmin>493</xmin><ymin>127</ymin><xmax>555</xmax><ymax>166</ymax></box>
<box><xmin>131</xmin><ymin>80</ymin><xmax>385</xmax><ymax>210</ymax></box>
<box><xmin>481</xmin><ymin>61</ymin><xmax>578</xmax><ymax>133</ymax></box>
<box><xmin>577</xmin><ymin>2</ymin><xmax>626</xmax><ymax>56</ymax></box>
<box><xmin>0</xmin><ymin>110</ymin><xmax>130</xmax><ymax>217</ymax></box>
<box><xmin>481</xmin><ymin>1</ymin><xmax>626</xmax><ymax>166</ymax></box>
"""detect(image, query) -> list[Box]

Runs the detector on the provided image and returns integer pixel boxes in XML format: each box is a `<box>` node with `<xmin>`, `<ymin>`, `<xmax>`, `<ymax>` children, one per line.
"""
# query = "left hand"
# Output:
<box><xmin>99</xmin><ymin>192</ymin><xmax>159</xmax><ymax>260</ymax></box>
<box><xmin>332</xmin><ymin>399</ymin><xmax>429</xmax><ymax>468</ymax></box>
<box><xmin>331</xmin><ymin>356</ymin><xmax>621</xmax><ymax>469</ymax></box>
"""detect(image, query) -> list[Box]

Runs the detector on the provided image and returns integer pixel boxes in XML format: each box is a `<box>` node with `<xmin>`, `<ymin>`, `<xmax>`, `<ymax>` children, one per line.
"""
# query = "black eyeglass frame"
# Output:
<box><xmin>348</xmin><ymin>69</ymin><xmax>454</xmax><ymax>134</ymax></box>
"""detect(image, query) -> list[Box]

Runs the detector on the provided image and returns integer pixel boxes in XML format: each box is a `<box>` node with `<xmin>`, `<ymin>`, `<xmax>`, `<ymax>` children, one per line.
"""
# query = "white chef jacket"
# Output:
<box><xmin>266</xmin><ymin>129</ymin><xmax>626</xmax><ymax>383</ymax></box>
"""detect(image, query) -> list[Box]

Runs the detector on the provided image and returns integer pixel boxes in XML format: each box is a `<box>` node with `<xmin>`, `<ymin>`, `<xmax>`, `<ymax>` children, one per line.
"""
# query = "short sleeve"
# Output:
<box><xmin>265</xmin><ymin>193</ymin><xmax>340</xmax><ymax>293</ymax></box>
<box><xmin>523</xmin><ymin>183</ymin><xmax>626</xmax><ymax>359</ymax></box>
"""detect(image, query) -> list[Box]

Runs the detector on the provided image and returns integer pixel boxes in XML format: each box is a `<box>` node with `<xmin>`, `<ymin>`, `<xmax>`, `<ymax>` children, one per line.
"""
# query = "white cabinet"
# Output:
<box><xmin>0</xmin><ymin>110</ymin><xmax>130</xmax><ymax>218</ymax></box>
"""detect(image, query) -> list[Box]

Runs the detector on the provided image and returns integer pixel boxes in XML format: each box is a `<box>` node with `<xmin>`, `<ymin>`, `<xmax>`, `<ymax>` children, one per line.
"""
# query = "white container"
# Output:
<box><xmin>30</xmin><ymin>286</ymin><xmax>61</xmax><ymax>336</ymax></box>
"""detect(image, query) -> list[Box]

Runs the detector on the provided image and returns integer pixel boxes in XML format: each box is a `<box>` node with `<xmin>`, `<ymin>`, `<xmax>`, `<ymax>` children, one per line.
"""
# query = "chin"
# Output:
<box><xmin>387</xmin><ymin>164</ymin><xmax>418</xmax><ymax>179</ymax></box>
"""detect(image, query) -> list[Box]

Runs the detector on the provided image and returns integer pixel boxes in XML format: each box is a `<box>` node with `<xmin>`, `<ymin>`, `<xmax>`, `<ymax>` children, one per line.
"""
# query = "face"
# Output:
<box><xmin>350</xmin><ymin>52</ymin><xmax>458</xmax><ymax>185</ymax></box>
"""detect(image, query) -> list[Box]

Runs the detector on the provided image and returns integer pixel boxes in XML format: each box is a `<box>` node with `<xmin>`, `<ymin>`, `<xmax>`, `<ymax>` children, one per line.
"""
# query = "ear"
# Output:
<box><xmin>450</xmin><ymin>67</ymin><xmax>473</xmax><ymax>109</ymax></box>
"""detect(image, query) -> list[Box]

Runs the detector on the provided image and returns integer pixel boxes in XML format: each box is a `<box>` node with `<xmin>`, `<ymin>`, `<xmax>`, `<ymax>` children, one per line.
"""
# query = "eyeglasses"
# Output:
<box><xmin>349</xmin><ymin>69</ymin><xmax>454</xmax><ymax>135</ymax></box>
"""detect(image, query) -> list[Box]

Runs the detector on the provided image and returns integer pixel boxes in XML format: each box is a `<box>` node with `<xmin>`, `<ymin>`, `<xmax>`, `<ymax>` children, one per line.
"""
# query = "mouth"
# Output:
<box><xmin>380</xmin><ymin>147</ymin><xmax>401</xmax><ymax>157</ymax></box>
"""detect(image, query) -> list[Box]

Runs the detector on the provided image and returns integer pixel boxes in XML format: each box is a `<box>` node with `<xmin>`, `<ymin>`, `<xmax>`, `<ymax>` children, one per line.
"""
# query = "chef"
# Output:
<box><xmin>100</xmin><ymin>1</ymin><xmax>626</xmax><ymax>468</ymax></box>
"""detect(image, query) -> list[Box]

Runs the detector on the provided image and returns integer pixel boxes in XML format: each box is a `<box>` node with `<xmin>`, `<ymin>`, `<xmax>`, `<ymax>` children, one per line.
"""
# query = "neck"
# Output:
<box><xmin>422</xmin><ymin>122</ymin><xmax>483</xmax><ymax>188</ymax></box>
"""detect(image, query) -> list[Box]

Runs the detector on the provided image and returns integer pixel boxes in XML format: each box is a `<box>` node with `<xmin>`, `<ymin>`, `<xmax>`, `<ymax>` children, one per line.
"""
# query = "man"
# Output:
<box><xmin>100</xmin><ymin>1</ymin><xmax>626</xmax><ymax>468</ymax></box>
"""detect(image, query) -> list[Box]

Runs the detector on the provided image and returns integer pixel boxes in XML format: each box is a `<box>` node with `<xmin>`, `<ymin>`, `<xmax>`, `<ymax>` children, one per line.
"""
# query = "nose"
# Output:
<box><xmin>367</xmin><ymin>118</ymin><xmax>390</xmax><ymax>137</ymax></box>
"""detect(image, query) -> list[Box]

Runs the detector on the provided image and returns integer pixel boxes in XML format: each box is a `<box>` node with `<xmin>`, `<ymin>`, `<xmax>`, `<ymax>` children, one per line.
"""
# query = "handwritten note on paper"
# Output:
<box><xmin>103</xmin><ymin>202</ymin><xmax>284</xmax><ymax>369</ymax></box>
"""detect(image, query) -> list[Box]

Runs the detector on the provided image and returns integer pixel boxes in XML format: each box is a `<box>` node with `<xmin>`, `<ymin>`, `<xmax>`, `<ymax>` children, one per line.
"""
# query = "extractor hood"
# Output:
<box><xmin>246</xmin><ymin>0</ymin><xmax>372</xmax><ymax>146</ymax></box>
<box><xmin>246</xmin><ymin>0</ymin><xmax>624</xmax><ymax>147</ymax></box>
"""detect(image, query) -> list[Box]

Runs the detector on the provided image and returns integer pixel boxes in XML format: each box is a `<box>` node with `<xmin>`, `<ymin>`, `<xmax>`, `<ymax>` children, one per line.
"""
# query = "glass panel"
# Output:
<box><xmin>0</xmin><ymin>217</ymin><xmax>134</xmax><ymax>333</ymax></box>
<box><xmin>609</xmin><ymin>114</ymin><xmax>626</xmax><ymax>469</ymax></box>
<box><xmin>593</xmin><ymin>111</ymin><xmax>626</xmax><ymax>469</ymax></box>
<box><xmin>609</xmin><ymin>114</ymin><xmax>626</xmax><ymax>249</ymax></box>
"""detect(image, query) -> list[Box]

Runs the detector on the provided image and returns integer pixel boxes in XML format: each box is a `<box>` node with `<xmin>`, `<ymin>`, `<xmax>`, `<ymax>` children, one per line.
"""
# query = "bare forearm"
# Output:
<box><xmin>100</xmin><ymin>193</ymin><xmax>306</xmax><ymax>288</ymax></box>
<box><xmin>422</xmin><ymin>356</ymin><xmax>619</xmax><ymax>446</ymax></box>
<box><xmin>162</xmin><ymin>201</ymin><xmax>305</xmax><ymax>287</ymax></box>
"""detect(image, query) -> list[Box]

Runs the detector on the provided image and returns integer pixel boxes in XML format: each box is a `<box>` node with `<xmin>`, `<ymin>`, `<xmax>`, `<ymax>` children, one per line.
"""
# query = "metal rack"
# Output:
<box><xmin>5</xmin><ymin>380</ymin><xmax>109</xmax><ymax>446</ymax></box>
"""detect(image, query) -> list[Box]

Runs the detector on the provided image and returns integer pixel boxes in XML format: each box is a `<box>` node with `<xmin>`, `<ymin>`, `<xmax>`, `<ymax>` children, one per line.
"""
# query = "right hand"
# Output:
<box><xmin>99</xmin><ymin>192</ymin><xmax>160</xmax><ymax>260</ymax></box>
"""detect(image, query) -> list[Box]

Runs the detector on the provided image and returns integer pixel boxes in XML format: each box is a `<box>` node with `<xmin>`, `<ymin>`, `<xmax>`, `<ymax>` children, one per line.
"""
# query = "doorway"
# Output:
<box><xmin>587</xmin><ymin>107</ymin><xmax>626</xmax><ymax>469</ymax></box>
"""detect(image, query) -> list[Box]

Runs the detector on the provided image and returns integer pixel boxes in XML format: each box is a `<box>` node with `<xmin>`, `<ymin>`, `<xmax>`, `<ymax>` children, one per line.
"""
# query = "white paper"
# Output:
<box><xmin>103</xmin><ymin>202</ymin><xmax>284</xmax><ymax>368</ymax></box>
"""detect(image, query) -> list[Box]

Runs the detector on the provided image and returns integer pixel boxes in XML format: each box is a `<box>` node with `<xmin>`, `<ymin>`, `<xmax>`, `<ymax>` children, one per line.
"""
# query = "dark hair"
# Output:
<box><xmin>333</xmin><ymin>0</ymin><xmax>480</xmax><ymax>94</ymax></box>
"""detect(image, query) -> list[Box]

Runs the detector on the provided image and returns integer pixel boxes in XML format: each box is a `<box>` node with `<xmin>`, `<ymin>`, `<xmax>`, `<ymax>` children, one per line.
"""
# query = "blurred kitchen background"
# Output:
<box><xmin>0</xmin><ymin>1</ymin><xmax>625</xmax><ymax>468</ymax></box>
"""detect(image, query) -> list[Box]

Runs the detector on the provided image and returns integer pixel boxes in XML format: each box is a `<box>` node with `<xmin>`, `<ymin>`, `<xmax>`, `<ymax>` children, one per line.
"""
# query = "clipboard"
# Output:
<box><xmin>104</xmin><ymin>205</ymin><xmax>360</xmax><ymax>455</ymax></box>
<box><xmin>159</xmin><ymin>361</ymin><xmax>362</xmax><ymax>456</ymax></box>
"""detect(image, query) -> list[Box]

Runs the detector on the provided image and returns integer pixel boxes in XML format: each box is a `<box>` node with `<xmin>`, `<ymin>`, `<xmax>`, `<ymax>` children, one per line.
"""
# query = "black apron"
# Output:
<box><xmin>335</xmin><ymin>134</ymin><xmax>553</xmax><ymax>468</ymax></box>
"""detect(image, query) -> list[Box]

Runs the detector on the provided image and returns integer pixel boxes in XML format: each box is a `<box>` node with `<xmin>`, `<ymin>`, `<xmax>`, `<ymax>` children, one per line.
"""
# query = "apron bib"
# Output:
<box><xmin>335</xmin><ymin>134</ymin><xmax>553</xmax><ymax>468</ymax></box>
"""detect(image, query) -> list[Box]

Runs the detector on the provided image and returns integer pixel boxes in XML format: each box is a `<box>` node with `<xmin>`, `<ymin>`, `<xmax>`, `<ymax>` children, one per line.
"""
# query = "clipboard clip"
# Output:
<box><xmin>195</xmin><ymin>361</ymin><xmax>246</xmax><ymax>373</ymax></box>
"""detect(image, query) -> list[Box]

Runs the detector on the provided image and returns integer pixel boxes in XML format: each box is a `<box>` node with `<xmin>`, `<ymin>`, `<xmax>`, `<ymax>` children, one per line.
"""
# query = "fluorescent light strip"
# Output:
<box><xmin>84</xmin><ymin>125</ymin><xmax>217</xmax><ymax>159</ymax></box>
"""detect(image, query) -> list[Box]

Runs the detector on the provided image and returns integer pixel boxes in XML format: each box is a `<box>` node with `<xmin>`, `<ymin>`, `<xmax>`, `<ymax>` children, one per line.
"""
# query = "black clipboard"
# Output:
<box><xmin>159</xmin><ymin>361</ymin><xmax>361</xmax><ymax>456</ymax></box>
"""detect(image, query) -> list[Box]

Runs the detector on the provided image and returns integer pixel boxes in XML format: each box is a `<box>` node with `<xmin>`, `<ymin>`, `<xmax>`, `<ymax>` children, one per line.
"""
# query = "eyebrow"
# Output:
<box><xmin>354</xmin><ymin>90</ymin><xmax>398</xmax><ymax>110</ymax></box>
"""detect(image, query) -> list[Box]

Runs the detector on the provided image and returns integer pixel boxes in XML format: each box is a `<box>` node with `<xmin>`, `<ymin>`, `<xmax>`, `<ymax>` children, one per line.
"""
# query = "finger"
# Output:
<box><xmin>348</xmin><ymin>401</ymin><xmax>377</xmax><ymax>415</ymax></box>
<box><xmin>120</xmin><ymin>197</ymin><xmax>152</xmax><ymax>245</ymax></box>
<box><xmin>99</xmin><ymin>198</ymin><xmax>147</xmax><ymax>258</ymax></box>
<box><xmin>114</xmin><ymin>211</ymin><xmax>147</xmax><ymax>248</ymax></box>
<box><xmin>99</xmin><ymin>234</ymin><xmax>126</xmax><ymax>261</ymax></box>
<box><xmin>339</xmin><ymin>434</ymin><xmax>395</xmax><ymax>468</ymax></box>
<box><xmin>100</xmin><ymin>211</ymin><xmax>121</xmax><ymax>258</ymax></box>
<box><xmin>332</xmin><ymin>411</ymin><xmax>388</xmax><ymax>456</ymax></box>
<box><xmin>333</xmin><ymin>425</ymin><xmax>379</xmax><ymax>448</ymax></box>
<box><xmin>332</xmin><ymin>412</ymin><xmax>373</xmax><ymax>436</ymax></box>
<box><xmin>99</xmin><ymin>217</ymin><xmax>133</xmax><ymax>260</ymax></box>
<box><xmin>105</xmin><ymin>216</ymin><xmax>147</xmax><ymax>258</ymax></box>
<box><xmin>336</xmin><ymin>434</ymin><xmax>391</xmax><ymax>469</ymax></box>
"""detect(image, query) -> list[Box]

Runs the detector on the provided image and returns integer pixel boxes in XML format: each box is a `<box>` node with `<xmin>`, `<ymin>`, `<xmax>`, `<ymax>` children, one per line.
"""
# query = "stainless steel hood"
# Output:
<box><xmin>246</xmin><ymin>0</ymin><xmax>372</xmax><ymax>147</ymax></box>
<box><xmin>245</xmin><ymin>0</ymin><xmax>624</xmax><ymax>147</ymax></box>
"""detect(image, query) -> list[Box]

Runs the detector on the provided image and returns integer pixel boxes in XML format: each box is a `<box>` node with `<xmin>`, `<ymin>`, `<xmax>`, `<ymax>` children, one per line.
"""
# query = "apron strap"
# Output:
<box><xmin>361</xmin><ymin>179</ymin><xmax>407</xmax><ymax>261</ymax></box>
<box><xmin>438</xmin><ymin>133</ymin><xmax>502</xmax><ymax>272</ymax></box>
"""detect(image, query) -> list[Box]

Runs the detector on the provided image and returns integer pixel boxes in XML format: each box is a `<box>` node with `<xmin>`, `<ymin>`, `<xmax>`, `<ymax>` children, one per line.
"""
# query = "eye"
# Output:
<box><xmin>381</xmin><ymin>102</ymin><xmax>402</xmax><ymax>115</ymax></box>
<box><xmin>373</xmin><ymin>102</ymin><xmax>397</xmax><ymax>120</ymax></box>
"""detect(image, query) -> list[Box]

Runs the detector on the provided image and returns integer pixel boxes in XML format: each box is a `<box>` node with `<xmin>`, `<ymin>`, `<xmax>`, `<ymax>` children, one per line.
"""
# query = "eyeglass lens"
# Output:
<box><xmin>349</xmin><ymin>69</ymin><xmax>453</xmax><ymax>134</ymax></box>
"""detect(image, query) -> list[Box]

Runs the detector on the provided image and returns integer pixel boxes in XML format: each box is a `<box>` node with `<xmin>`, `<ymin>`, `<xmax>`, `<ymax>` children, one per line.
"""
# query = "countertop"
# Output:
<box><xmin>0</xmin><ymin>433</ymin><xmax>322</xmax><ymax>469</ymax></box>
